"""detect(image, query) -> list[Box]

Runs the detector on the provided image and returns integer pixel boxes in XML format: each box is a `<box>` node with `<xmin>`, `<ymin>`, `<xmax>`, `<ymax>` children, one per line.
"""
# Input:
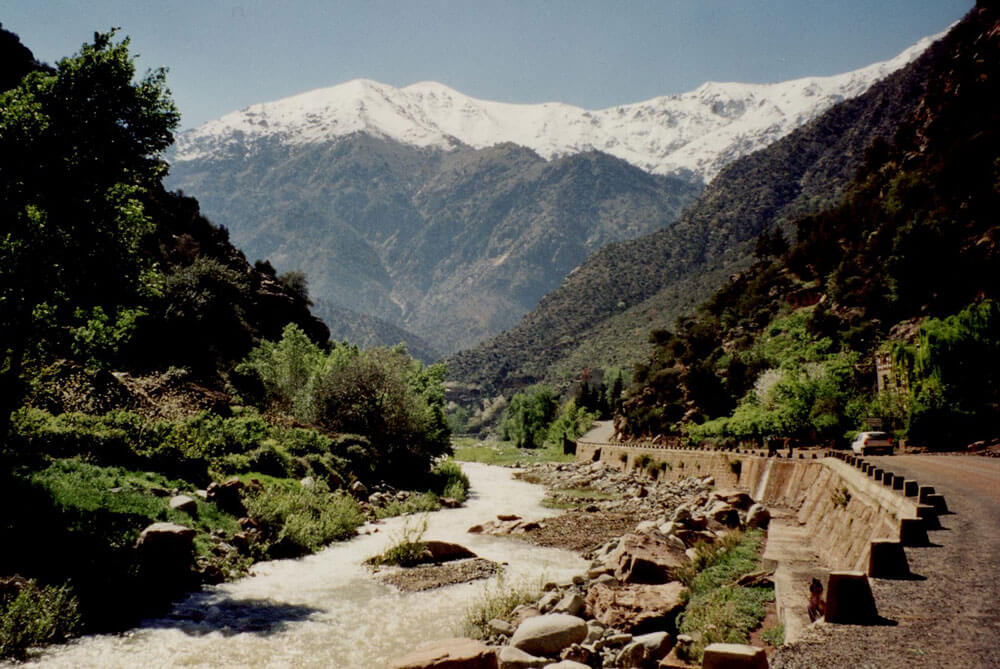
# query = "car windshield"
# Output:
<box><xmin>865</xmin><ymin>432</ymin><xmax>888</xmax><ymax>439</ymax></box>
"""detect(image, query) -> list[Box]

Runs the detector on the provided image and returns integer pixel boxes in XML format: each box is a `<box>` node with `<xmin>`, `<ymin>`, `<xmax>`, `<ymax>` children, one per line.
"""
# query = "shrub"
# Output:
<box><xmin>762</xmin><ymin>622</ymin><xmax>785</xmax><ymax>647</ymax></box>
<box><xmin>0</xmin><ymin>580</ymin><xmax>80</xmax><ymax>660</ymax></box>
<box><xmin>366</xmin><ymin>517</ymin><xmax>428</xmax><ymax>567</ymax></box>
<box><xmin>461</xmin><ymin>575</ymin><xmax>541</xmax><ymax>639</ymax></box>
<box><xmin>431</xmin><ymin>459</ymin><xmax>470</xmax><ymax>502</ymax></box>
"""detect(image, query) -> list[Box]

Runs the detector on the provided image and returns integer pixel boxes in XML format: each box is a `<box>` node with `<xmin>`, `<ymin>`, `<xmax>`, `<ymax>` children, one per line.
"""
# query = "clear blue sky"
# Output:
<box><xmin>4</xmin><ymin>1</ymin><xmax>971</xmax><ymax>130</ymax></box>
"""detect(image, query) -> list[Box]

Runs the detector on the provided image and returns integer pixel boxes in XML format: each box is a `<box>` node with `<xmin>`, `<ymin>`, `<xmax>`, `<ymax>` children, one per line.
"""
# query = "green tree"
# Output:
<box><xmin>501</xmin><ymin>386</ymin><xmax>558</xmax><ymax>449</ymax></box>
<box><xmin>0</xmin><ymin>30</ymin><xmax>178</xmax><ymax>437</ymax></box>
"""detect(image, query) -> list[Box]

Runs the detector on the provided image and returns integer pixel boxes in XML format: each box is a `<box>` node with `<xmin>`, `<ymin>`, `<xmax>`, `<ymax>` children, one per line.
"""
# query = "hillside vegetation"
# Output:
<box><xmin>0</xmin><ymin>27</ymin><xmax>460</xmax><ymax>658</ymax></box>
<box><xmin>447</xmin><ymin>32</ymin><xmax>935</xmax><ymax>397</ymax></box>
<box><xmin>619</xmin><ymin>4</ymin><xmax>1000</xmax><ymax>450</ymax></box>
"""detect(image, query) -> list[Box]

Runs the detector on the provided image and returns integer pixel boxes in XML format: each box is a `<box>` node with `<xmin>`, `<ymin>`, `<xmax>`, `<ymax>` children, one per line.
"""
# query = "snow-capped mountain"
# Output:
<box><xmin>174</xmin><ymin>32</ymin><xmax>940</xmax><ymax>183</ymax></box>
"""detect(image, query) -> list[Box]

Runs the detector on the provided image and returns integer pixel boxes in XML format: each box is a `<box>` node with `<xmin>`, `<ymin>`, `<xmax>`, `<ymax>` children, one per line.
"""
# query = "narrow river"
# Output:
<box><xmin>27</xmin><ymin>463</ymin><xmax>586</xmax><ymax>668</ymax></box>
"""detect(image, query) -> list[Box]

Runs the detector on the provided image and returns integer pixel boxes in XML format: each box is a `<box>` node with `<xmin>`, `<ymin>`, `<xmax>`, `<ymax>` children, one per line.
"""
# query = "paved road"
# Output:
<box><xmin>772</xmin><ymin>455</ymin><xmax>1000</xmax><ymax>669</ymax></box>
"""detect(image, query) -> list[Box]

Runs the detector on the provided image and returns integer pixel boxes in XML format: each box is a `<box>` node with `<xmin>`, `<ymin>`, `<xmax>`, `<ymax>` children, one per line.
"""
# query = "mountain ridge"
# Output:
<box><xmin>173</xmin><ymin>31</ymin><xmax>940</xmax><ymax>184</ymax></box>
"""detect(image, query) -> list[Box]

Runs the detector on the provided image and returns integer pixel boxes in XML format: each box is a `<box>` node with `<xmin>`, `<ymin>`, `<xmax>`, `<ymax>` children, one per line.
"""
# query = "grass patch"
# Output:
<box><xmin>762</xmin><ymin>622</ymin><xmax>785</xmax><ymax>647</ymax></box>
<box><xmin>452</xmin><ymin>437</ymin><xmax>574</xmax><ymax>465</ymax></box>
<box><xmin>541</xmin><ymin>487</ymin><xmax>618</xmax><ymax>509</ymax></box>
<box><xmin>675</xmin><ymin>529</ymin><xmax>773</xmax><ymax>662</ymax></box>
<box><xmin>366</xmin><ymin>517</ymin><xmax>428</xmax><ymax>568</ymax></box>
<box><xmin>461</xmin><ymin>575</ymin><xmax>541</xmax><ymax>639</ymax></box>
<box><xmin>245</xmin><ymin>481</ymin><xmax>364</xmax><ymax>558</ymax></box>
<box><xmin>0</xmin><ymin>579</ymin><xmax>80</xmax><ymax>661</ymax></box>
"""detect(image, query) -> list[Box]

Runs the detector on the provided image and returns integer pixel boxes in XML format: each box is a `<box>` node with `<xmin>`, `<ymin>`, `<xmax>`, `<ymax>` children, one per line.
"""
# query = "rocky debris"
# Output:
<box><xmin>378</xmin><ymin>558</ymin><xmax>500</xmax><ymax>592</ymax></box>
<box><xmin>169</xmin><ymin>494</ymin><xmax>198</xmax><ymax>515</ymax></box>
<box><xmin>709</xmin><ymin>489</ymin><xmax>755</xmax><ymax>511</ymax></box>
<box><xmin>469</xmin><ymin>515</ymin><xmax>544</xmax><ymax>536</ymax></box>
<box><xmin>510</xmin><ymin>614</ymin><xmax>588</xmax><ymax>657</ymax></box>
<box><xmin>632</xmin><ymin>631</ymin><xmax>674</xmax><ymax>662</ymax></box>
<box><xmin>387</xmin><ymin>637</ymin><xmax>498</xmax><ymax>669</ymax></box>
<box><xmin>478</xmin><ymin>459</ymin><xmax>774</xmax><ymax>667</ymax></box>
<box><xmin>585</xmin><ymin>581</ymin><xmax>688</xmax><ymax>633</ymax></box>
<box><xmin>206</xmin><ymin>478</ymin><xmax>247</xmax><ymax>516</ymax></box>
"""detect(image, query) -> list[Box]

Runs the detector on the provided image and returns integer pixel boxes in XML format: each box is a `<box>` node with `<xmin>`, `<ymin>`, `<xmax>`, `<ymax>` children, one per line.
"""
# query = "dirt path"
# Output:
<box><xmin>772</xmin><ymin>455</ymin><xmax>1000</xmax><ymax>668</ymax></box>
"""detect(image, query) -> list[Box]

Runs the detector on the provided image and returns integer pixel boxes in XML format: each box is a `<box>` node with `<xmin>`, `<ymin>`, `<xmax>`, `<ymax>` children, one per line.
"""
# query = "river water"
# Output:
<box><xmin>26</xmin><ymin>463</ymin><xmax>586</xmax><ymax>668</ymax></box>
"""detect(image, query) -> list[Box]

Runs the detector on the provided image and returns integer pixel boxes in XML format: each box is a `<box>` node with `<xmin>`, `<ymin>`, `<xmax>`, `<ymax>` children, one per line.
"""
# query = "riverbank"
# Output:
<box><xmin>12</xmin><ymin>463</ymin><xmax>586</xmax><ymax>668</ymax></box>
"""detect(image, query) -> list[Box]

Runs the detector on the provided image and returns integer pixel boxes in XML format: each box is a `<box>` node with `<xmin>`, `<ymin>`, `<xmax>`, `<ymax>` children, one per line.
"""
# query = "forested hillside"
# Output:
<box><xmin>619</xmin><ymin>3</ymin><xmax>1000</xmax><ymax>450</ymax></box>
<box><xmin>447</xmin><ymin>24</ymin><xmax>937</xmax><ymax>397</ymax></box>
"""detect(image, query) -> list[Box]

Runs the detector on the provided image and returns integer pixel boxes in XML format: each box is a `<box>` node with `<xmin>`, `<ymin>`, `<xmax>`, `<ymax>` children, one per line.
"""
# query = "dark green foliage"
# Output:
<box><xmin>0</xmin><ymin>579</ymin><xmax>80</xmax><ymax>660</ymax></box>
<box><xmin>0</xmin><ymin>457</ymin><xmax>240</xmax><ymax>632</ymax></box>
<box><xmin>430</xmin><ymin>459</ymin><xmax>471</xmax><ymax>502</ymax></box>
<box><xmin>8</xmin><ymin>407</ymin><xmax>350</xmax><ymax>487</ymax></box>
<box><xmin>896</xmin><ymin>301</ymin><xmax>1000</xmax><ymax>447</ymax></box>
<box><xmin>238</xmin><ymin>326</ymin><xmax>452</xmax><ymax>484</ymax></box>
<box><xmin>676</xmin><ymin>530</ymin><xmax>773</xmax><ymax>662</ymax></box>
<box><xmin>0</xmin><ymin>30</ymin><xmax>177</xmax><ymax>433</ymax></box>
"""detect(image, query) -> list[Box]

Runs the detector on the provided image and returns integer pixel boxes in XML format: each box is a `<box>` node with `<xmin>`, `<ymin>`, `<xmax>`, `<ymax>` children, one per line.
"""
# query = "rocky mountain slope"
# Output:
<box><xmin>447</xmin><ymin>27</ymin><xmax>941</xmax><ymax>396</ymax></box>
<box><xmin>169</xmin><ymin>138</ymin><xmax>698</xmax><ymax>353</ymax></box>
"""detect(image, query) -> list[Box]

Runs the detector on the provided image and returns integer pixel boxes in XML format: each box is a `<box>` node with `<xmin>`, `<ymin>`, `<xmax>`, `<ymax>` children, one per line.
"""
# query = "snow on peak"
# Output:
<box><xmin>174</xmin><ymin>31</ymin><xmax>942</xmax><ymax>182</ymax></box>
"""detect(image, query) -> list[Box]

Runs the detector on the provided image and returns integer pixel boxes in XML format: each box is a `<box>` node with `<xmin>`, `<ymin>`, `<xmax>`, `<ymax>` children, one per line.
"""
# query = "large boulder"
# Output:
<box><xmin>585</xmin><ymin>582</ymin><xmax>688</xmax><ymax>634</ymax></box>
<box><xmin>169</xmin><ymin>494</ymin><xmax>198</xmax><ymax>515</ymax></box>
<box><xmin>709</xmin><ymin>490</ymin><xmax>755</xmax><ymax>511</ymax></box>
<box><xmin>422</xmin><ymin>541</ymin><xmax>477</xmax><ymax>563</ymax></box>
<box><xmin>136</xmin><ymin>522</ymin><xmax>196</xmax><ymax>554</ymax></box>
<box><xmin>708</xmin><ymin>502</ymin><xmax>741</xmax><ymax>528</ymax></box>
<box><xmin>611</xmin><ymin>532</ymin><xmax>688</xmax><ymax>584</ymax></box>
<box><xmin>206</xmin><ymin>478</ymin><xmax>246</xmax><ymax>516</ymax></box>
<box><xmin>387</xmin><ymin>638</ymin><xmax>498</xmax><ymax>669</ymax></box>
<box><xmin>510</xmin><ymin>614</ymin><xmax>587</xmax><ymax>657</ymax></box>
<box><xmin>745</xmin><ymin>504</ymin><xmax>771</xmax><ymax>529</ymax></box>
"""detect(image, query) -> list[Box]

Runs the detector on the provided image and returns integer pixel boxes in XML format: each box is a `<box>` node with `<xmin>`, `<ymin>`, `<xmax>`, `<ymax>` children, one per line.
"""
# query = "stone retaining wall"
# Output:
<box><xmin>576</xmin><ymin>441</ymin><xmax>921</xmax><ymax>571</ymax></box>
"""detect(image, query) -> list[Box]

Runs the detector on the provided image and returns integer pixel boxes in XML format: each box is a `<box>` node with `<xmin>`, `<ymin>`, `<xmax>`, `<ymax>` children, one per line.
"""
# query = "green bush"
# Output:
<box><xmin>0</xmin><ymin>580</ymin><xmax>80</xmax><ymax>660</ymax></box>
<box><xmin>431</xmin><ymin>459</ymin><xmax>470</xmax><ymax>502</ymax></box>
<box><xmin>244</xmin><ymin>481</ymin><xmax>363</xmax><ymax>557</ymax></box>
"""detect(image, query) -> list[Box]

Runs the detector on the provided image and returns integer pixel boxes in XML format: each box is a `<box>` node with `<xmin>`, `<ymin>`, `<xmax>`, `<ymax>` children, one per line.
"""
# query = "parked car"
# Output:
<box><xmin>851</xmin><ymin>431</ymin><xmax>894</xmax><ymax>455</ymax></box>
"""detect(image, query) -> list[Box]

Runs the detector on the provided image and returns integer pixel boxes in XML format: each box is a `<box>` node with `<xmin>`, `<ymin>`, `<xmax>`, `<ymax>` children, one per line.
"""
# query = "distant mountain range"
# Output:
<box><xmin>174</xmin><ymin>33</ymin><xmax>936</xmax><ymax>184</ymax></box>
<box><xmin>167</xmin><ymin>32</ymin><xmax>937</xmax><ymax>356</ymax></box>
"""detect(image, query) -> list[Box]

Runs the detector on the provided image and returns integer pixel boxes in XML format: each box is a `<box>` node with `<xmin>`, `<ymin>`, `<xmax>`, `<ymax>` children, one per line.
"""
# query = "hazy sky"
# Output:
<box><xmin>4</xmin><ymin>1</ymin><xmax>971</xmax><ymax>130</ymax></box>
